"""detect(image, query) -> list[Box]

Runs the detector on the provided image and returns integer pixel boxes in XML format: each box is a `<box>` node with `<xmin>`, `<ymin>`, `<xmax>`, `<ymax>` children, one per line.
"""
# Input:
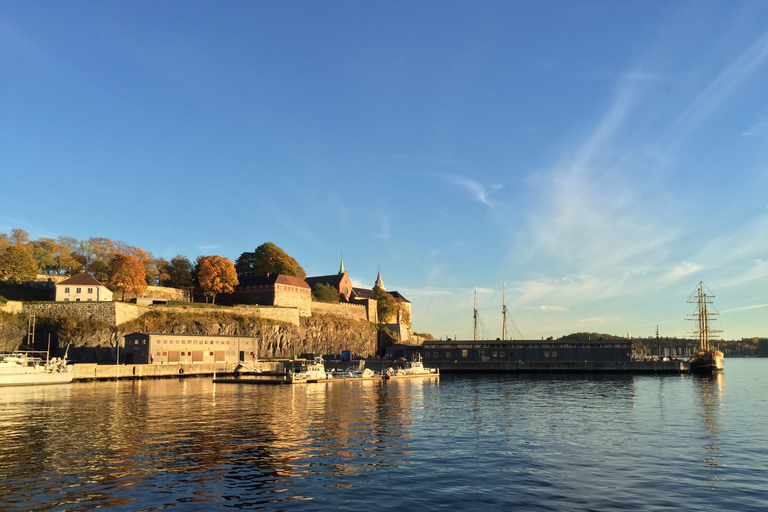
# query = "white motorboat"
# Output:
<box><xmin>0</xmin><ymin>352</ymin><xmax>74</xmax><ymax>387</ymax></box>
<box><xmin>385</xmin><ymin>355</ymin><xmax>439</xmax><ymax>380</ymax></box>
<box><xmin>290</xmin><ymin>356</ymin><xmax>331</xmax><ymax>383</ymax></box>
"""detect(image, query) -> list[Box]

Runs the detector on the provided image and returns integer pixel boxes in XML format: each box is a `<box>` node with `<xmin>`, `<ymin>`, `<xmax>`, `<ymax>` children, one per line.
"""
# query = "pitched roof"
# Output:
<box><xmin>57</xmin><ymin>273</ymin><xmax>104</xmax><ymax>287</ymax></box>
<box><xmin>237</xmin><ymin>274</ymin><xmax>310</xmax><ymax>289</ymax></box>
<box><xmin>388</xmin><ymin>291</ymin><xmax>410</xmax><ymax>303</ymax></box>
<box><xmin>352</xmin><ymin>287</ymin><xmax>374</xmax><ymax>300</ymax></box>
<box><xmin>305</xmin><ymin>274</ymin><xmax>346</xmax><ymax>288</ymax></box>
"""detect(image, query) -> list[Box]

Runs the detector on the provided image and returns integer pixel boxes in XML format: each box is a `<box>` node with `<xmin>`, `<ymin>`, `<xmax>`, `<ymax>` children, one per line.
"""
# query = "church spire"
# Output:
<box><xmin>339</xmin><ymin>251</ymin><xmax>346</xmax><ymax>274</ymax></box>
<box><xmin>374</xmin><ymin>267</ymin><xmax>385</xmax><ymax>292</ymax></box>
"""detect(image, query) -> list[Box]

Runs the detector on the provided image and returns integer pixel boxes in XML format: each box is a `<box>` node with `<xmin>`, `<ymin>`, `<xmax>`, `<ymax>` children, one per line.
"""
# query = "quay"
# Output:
<box><xmin>70</xmin><ymin>359</ymin><xmax>687</xmax><ymax>382</ymax></box>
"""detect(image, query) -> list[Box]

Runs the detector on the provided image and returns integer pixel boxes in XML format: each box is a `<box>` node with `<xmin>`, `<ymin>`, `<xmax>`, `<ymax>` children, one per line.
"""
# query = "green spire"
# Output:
<box><xmin>339</xmin><ymin>252</ymin><xmax>346</xmax><ymax>274</ymax></box>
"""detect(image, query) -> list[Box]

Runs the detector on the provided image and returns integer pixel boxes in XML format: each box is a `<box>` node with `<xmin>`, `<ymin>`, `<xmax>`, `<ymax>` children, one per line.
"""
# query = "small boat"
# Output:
<box><xmin>384</xmin><ymin>355</ymin><xmax>439</xmax><ymax>380</ymax></box>
<box><xmin>686</xmin><ymin>281</ymin><xmax>724</xmax><ymax>373</ymax></box>
<box><xmin>0</xmin><ymin>351</ymin><xmax>74</xmax><ymax>387</ymax></box>
<box><xmin>290</xmin><ymin>356</ymin><xmax>331</xmax><ymax>383</ymax></box>
<box><xmin>333</xmin><ymin>360</ymin><xmax>376</xmax><ymax>379</ymax></box>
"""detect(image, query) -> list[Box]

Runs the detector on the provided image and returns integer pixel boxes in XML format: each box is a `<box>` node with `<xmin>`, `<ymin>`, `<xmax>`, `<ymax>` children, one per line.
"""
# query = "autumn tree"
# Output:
<box><xmin>106</xmin><ymin>254</ymin><xmax>147</xmax><ymax>301</ymax></box>
<box><xmin>235</xmin><ymin>242</ymin><xmax>306</xmax><ymax>279</ymax></box>
<box><xmin>31</xmin><ymin>237</ymin><xmax>79</xmax><ymax>275</ymax></box>
<box><xmin>197</xmin><ymin>255</ymin><xmax>238</xmax><ymax>304</ymax></box>
<box><xmin>74</xmin><ymin>237</ymin><xmax>116</xmax><ymax>281</ymax></box>
<box><xmin>0</xmin><ymin>243</ymin><xmax>39</xmax><ymax>284</ymax></box>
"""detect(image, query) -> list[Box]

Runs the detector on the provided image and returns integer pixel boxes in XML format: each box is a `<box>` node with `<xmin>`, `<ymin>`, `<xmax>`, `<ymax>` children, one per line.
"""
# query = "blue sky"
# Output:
<box><xmin>2</xmin><ymin>1</ymin><xmax>768</xmax><ymax>340</ymax></box>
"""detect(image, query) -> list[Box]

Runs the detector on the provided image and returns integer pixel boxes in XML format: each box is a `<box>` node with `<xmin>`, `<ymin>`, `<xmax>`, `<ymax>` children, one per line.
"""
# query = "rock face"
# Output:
<box><xmin>16</xmin><ymin>311</ymin><xmax>378</xmax><ymax>363</ymax></box>
<box><xmin>0</xmin><ymin>321</ymin><xmax>25</xmax><ymax>352</ymax></box>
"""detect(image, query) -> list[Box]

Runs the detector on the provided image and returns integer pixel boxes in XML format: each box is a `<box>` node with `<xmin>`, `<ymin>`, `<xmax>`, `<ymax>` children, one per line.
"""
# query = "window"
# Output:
<box><xmin>492</xmin><ymin>351</ymin><xmax>497</xmax><ymax>358</ymax></box>
<box><xmin>552</xmin><ymin>351</ymin><xmax>557</xmax><ymax>358</ymax></box>
<box><xmin>461</xmin><ymin>350</ymin><xmax>468</xmax><ymax>358</ymax></box>
<box><xmin>87</xmin><ymin>288</ymin><xmax>93</xmax><ymax>294</ymax></box>
<box><xmin>544</xmin><ymin>351</ymin><xmax>549</xmax><ymax>357</ymax></box>
<box><xmin>500</xmin><ymin>351</ymin><xmax>505</xmax><ymax>357</ymax></box>
<box><xmin>76</xmin><ymin>288</ymin><xmax>81</xmax><ymax>293</ymax></box>
<box><xmin>64</xmin><ymin>287</ymin><xmax>70</xmax><ymax>293</ymax></box>
<box><xmin>478</xmin><ymin>349</ymin><xmax>485</xmax><ymax>357</ymax></box>
<box><xmin>434</xmin><ymin>352</ymin><xmax>439</xmax><ymax>357</ymax></box>
<box><xmin>445</xmin><ymin>352</ymin><xmax>451</xmax><ymax>357</ymax></box>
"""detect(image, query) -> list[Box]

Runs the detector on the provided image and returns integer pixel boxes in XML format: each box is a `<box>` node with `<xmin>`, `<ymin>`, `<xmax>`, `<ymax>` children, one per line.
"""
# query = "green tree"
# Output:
<box><xmin>106</xmin><ymin>254</ymin><xmax>147</xmax><ymax>301</ymax></box>
<box><xmin>0</xmin><ymin>244</ymin><xmax>39</xmax><ymax>285</ymax></box>
<box><xmin>163</xmin><ymin>255</ymin><xmax>194</xmax><ymax>288</ymax></box>
<box><xmin>373</xmin><ymin>287</ymin><xmax>396</xmax><ymax>323</ymax></box>
<box><xmin>235</xmin><ymin>242</ymin><xmax>306</xmax><ymax>279</ymax></box>
<box><xmin>197</xmin><ymin>255</ymin><xmax>238</xmax><ymax>304</ymax></box>
<box><xmin>312</xmin><ymin>282</ymin><xmax>340</xmax><ymax>303</ymax></box>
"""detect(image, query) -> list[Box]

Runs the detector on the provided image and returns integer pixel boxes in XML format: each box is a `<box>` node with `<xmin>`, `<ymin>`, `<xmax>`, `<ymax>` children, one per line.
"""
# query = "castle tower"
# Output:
<box><xmin>374</xmin><ymin>268</ymin><xmax>385</xmax><ymax>292</ymax></box>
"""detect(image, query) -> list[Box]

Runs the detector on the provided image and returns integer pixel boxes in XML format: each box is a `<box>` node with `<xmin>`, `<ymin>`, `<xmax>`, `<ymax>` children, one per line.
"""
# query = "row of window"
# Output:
<box><xmin>427</xmin><ymin>350</ymin><xmax>559</xmax><ymax>358</ymax></box>
<box><xmin>63</xmin><ymin>287</ymin><xmax>94</xmax><ymax>294</ymax></box>
<box><xmin>131</xmin><ymin>338</ymin><xmax>256</xmax><ymax>346</ymax></box>
<box><xmin>427</xmin><ymin>343</ymin><xmax>630</xmax><ymax>349</ymax></box>
<box><xmin>153</xmin><ymin>339</ymin><xmax>255</xmax><ymax>345</ymax></box>
<box><xmin>154</xmin><ymin>351</ymin><xmax>253</xmax><ymax>357</ymax></box>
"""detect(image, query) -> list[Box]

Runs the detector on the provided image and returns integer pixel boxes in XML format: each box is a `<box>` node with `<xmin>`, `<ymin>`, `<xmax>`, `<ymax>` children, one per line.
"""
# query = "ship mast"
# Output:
<box><xmin>502</xmin><ymin>283</ymin><xmax>507</xmax><ymax>341</ymax></box>
<box><xmin>473</xmin><ymin>287</ymin><xmax>478</xmax><ymax>341</ymax></box>
<box><xmin>686</xmin><ymin>281</ymin><xmax>721</xmax><ymax>352</ymax></box>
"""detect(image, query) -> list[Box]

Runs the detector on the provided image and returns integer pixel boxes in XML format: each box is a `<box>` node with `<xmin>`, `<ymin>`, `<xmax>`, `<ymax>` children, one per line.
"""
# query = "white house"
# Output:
<box><xmin>55</xmin><ymin>273</ymin><xmax>113</xmax><ymax>302</ymax></box>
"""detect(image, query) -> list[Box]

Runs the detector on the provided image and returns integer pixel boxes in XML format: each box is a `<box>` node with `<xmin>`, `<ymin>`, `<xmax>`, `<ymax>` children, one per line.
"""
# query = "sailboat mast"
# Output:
<box><xmin>502</xmin><ymin>283</ymin><xmax>507</xmax><ymax>341</ymax></box>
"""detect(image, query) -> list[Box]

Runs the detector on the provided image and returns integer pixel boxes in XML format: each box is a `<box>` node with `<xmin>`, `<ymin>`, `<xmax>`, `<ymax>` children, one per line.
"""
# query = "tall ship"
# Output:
<box><xmin>686</xmin><ymin>281</ymin><xmax>724</xmax><ymax>373</ymax></box>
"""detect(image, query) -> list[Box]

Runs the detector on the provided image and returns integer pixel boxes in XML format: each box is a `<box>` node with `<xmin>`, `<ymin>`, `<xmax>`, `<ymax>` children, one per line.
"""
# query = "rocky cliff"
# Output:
<box><xmin>0</xmin><ymin>308</ymin><xmax>378</xmax><ymax>362</ymax></box>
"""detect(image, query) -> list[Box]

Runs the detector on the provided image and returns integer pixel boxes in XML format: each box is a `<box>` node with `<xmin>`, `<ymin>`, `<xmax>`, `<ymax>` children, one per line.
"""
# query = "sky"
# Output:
<box><xmin>2</xmin><ymin>1</ymin><xmax>768</xmax><ymax>341</ymax></box>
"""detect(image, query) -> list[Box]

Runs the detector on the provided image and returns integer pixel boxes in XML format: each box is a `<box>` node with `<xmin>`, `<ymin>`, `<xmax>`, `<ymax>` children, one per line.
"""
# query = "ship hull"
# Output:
<box><xmin>689</xmin><ymin>350</ymin><xmax>724</xmax><ymax>374</ymax></box>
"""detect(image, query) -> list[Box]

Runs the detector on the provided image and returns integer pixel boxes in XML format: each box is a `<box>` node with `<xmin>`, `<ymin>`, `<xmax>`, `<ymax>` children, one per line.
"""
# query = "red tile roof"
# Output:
<box><xmin>58</xmin><ymin>273</ymin><xmax>104</xmax><ymax>286</ymax></box>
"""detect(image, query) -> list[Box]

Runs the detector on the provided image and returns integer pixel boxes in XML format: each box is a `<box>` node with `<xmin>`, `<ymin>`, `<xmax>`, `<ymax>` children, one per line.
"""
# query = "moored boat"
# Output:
<box><xmin>686</xmin><ymin>281</ymin><xmax>724</xmax><ymax>374</ymax></box>
<box><xmin>0</xmin><ymin>352</ymin><xmax>74</xmax><ymax>387</ymax></box>
<box><xmin>290</xmin><ymin>356</ymin><xmax>331</xmax><ymax>383</ymax></box>
<box><xmin>385</xmin><ymin>355</ymin><xmax>439</xmax><ymax>380</ymax></box>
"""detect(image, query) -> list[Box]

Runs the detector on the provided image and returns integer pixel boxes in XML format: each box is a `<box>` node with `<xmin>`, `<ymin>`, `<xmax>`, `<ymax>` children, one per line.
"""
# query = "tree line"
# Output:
<box><xmin>1</xmin><ymin>230</ymin><xmax>349</xmax><ymax>307</ymax></box>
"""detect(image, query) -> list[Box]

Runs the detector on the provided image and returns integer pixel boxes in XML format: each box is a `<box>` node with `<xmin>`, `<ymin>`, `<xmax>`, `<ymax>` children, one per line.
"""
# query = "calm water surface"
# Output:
<box><xmin>1</xmin><ymin>359</ymin><xmax>767</xmax><ymax>511</ymax></box>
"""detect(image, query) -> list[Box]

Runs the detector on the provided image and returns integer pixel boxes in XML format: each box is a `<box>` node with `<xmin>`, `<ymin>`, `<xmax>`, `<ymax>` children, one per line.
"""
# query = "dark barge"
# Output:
<box><xmin>422</xmin><ymin>338</ymin><xmax>688</xmax><ymax>374</ymax></box>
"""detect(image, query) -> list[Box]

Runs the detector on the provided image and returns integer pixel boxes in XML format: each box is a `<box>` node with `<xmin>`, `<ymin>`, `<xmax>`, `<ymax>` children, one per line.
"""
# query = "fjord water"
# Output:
<box><xmin>1</xmin><ymin>360</ymin><xmax>766</xmax><ymax>511</ymax></box>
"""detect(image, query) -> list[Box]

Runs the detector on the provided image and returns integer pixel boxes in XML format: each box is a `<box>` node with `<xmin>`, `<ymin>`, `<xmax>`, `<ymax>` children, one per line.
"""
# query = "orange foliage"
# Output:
<box><xmin>197</xmin><ymin>255</ymin><xmax>238</xmax><ymax>304</ymax></box>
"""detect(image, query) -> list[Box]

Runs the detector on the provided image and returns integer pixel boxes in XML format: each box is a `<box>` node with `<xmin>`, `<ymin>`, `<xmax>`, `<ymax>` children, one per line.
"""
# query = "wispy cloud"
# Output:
<box><xmin>443</xmin><ymin>175</ymin><xmax>499</xmax><ymax>208</ymax></box>
<box><xmin>662</xmin><ymin>262</ymin><xmax>704</xmax><ymax>283</ymax></box>
<box><xmin>373</xmin><ymin>215</ymin><xmax>391</xmax><ymax>241</ymax></box>
<box><xmin>674</xmin><ymin>30</ymin><xmax>768</xmax><ymax>135</ymax></box>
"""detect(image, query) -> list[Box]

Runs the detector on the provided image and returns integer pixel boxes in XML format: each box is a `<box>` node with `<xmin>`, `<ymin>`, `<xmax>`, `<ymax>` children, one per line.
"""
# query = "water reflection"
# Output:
<box><xmin>693</xmin><ymin>372</ymin><xmax>725</xmax><ymax>481</ymax></box>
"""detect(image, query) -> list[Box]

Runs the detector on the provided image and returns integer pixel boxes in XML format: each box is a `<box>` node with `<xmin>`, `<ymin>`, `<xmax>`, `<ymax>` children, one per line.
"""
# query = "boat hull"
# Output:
<box><xmin>689</xmin><ymin>350</ymin><xmax>724</xmax><ymax>373</ymax></box>
<box><xmin>0</xmin><ymin>369</ymin><xmax>74</xmax><ymax>387</ymax></box>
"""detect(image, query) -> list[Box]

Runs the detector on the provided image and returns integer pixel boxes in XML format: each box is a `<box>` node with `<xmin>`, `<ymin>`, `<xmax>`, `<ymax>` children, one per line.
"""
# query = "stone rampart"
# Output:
<box><xmin>0</xmin><ymin>301</ymin><xmax>23</xmax><ymax>314</ymax></box>
<box><xmin>312</xmin><ymin>301</ymin><xmax>368</xmax><ymax>322</ymax></box>
<box><xmin>23</xmin><ymin>302</ymin><xmax>147</xmax><ymax>326</ymax></box>
<box><xmin>154</xmin><ymin>304</ymin><xmax>300</xmax><ymax>326</ymax></box>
